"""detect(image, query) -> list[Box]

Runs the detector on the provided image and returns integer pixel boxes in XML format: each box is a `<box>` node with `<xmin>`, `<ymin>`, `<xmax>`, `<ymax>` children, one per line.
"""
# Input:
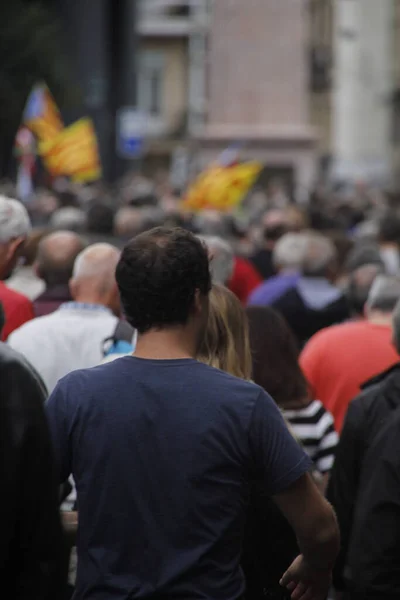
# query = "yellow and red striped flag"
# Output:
<box><xmin>182</xmin><ymin>162</ymin><xmax>262</xmax><ymax>212</ymax></box>
<box><xmin>23</xmin><ymin>83</ymin><xmax>63</xmax><ymax>143</ymax></box>
<box><xmin>39</xmin><ymin>118</ymin><xmax>102</xmax><ymax>183</ymax></box>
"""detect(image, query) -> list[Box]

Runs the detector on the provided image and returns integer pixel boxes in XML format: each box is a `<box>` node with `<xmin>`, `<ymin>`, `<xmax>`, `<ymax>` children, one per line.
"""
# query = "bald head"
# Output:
<box><xmin>72</xmin><ymin>243</ymin><xmax>120</xmax><ymax>291</ymax></box>
<box><xmin>36</xmin><ymin>231</ymin><xmax>87</xmax><ymax>286</ymax></box>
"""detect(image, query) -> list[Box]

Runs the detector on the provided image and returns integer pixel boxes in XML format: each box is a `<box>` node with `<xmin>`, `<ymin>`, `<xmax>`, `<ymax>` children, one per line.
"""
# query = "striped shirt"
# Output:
<box><xmin>283</xmin><ymin>400</ymin><xmax>338</xmax><ymax>473</ymax></box>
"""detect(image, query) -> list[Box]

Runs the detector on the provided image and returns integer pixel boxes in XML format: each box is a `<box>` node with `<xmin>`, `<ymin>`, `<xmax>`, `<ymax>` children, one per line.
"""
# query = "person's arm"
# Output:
<box><xmin>249</xmin><ymin>391</ymin><xmax>339</xmax><ymax>600</ymax></box>
<box><xmin>275</xmin><ymin>473</ymin><xmax>339</xmax><ymax>585</ymax></box>
<box><xmin>326</xmin><ymin>399</ymin><xmax>365</xmax><ymax>591</ymax></box>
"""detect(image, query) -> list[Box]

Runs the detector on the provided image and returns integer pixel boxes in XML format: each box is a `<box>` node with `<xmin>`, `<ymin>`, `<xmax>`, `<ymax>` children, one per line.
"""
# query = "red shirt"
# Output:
<box><xmin>300</xmin><ymin>320</ymin><xmax>399</xmax><ymax>432</ymax></box>
<box><xmin>228</xmin><ymin>257</ymin><xmax>262</xmax><ymax>304</ymax></box>
<box><xmin>0</xmin><ymin>281</ymin><xmax>34</xmax><ymax>341</ymax></box>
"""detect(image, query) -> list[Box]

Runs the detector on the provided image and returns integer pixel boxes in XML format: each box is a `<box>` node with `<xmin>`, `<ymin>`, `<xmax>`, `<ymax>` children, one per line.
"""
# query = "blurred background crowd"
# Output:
<box><xmin>4</xmin><ymin>1</ymin><xmax>400</xmax><ymax>600</ymax></box>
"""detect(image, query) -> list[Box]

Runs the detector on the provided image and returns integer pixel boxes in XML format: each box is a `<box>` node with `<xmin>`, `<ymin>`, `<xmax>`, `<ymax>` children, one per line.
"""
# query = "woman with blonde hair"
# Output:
<box><xmin>197</xmin><ymin>283</ymin><xmax>297</xmax><ymax>600</ymax></box>
<box><xmin>197</xmin><ymin>283</ymin><xmax>252</xmax><ymax>380</ymax></box>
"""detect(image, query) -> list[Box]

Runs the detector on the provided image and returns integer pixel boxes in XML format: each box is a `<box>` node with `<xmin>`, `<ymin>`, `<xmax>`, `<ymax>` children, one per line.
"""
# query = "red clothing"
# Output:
<box><xmin>228</xmin><ymin>257</ymin><xmax>262</xmax><ymax>304</ymax></box>
<box><xmin>300</xmin><ymin>320</ymin><xmax>399</xmax><ymax>432</ymax></box>
<box><xmin>0</xmin><ymin>281</ymin><xmax>34</xmax><ymax>341</ymax></box>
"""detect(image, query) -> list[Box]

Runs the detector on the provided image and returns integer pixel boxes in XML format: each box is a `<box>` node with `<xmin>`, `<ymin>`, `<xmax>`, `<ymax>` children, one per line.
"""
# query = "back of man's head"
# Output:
<box><xmin>366</xmin><ymin>275</ymin><xmax>400</xmax><ymax>316</ymax></box>
<box><xmin>199</xmin><ymin>235</ymin><xmax>234</xmax><ymax>285</ymax></box>
<box><xmin>36</xmin><ymin>231</ymin><xmax>87</xmax><ymax>287</ymax></box>
<box><xmin>346</xmin><ymin>263</ymin><xmax>384</xmax><ymax>317</ymax></box>
<box><xmin>302</xmin><ymin>231</ymin><xmax>337</xmax><ymax>278</ymax></box>
<box><xmin>116</xmin><ymin>227</ymin><xmax>211</xmax><ymax>334</ymax></box>
<box><xmin>70</xmin><ymin>243</ymin><xmax>121</xmax><ymax>312</ymax></box>
<box><xmin>114</xmin><ymin>207</ymin><xmax>144</xmax><ymax>239</ymax></box>
<box><xmin>273</xmin><ymin>232</ymin><xmax>308</xmax><ymax>272</ymax></box>
<box><xmin>86</xmin><ymin>202</ymin><xmax>115</xmax><ymax>235</ymax></box>
<box><xmin>345</xmin><ymin>242</ymin><xmax>384</xmax><ymax>273</ymax></box>
<box><xmin>0</xmin><ymin>196</ymin><xmax>31</xmax><ymax>279</ymax></box>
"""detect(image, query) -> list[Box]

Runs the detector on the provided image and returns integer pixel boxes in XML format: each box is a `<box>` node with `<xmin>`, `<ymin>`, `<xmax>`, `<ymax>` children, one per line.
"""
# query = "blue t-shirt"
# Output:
<box><xmin>46</xmin><ymin>356</ymin><xmax>311</xmax><ymax>600</ymax></box>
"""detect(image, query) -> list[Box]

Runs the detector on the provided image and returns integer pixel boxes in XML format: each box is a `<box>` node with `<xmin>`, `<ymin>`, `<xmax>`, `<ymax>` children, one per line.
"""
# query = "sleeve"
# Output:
<box><xmin>2</xmin><ymin>298</ymin><xmax>34</xmax><ymax>341</ymax></box>
<box><xmin>45</xmin><ymin>381</ymin><xmax>73</xmax><ymax>484</ymax></box>
<box><xmin>248</xmin><ymin>390</ymin><xmax>312</xmax><ymax>496</ymax></box>
<box><xmin>326</xmin><ymin>399</ymin><xmax>365</xmax><ymax>591</ymax></box>
<box><xmin>313</xmin><ymin>410</ymin><xmax>338</xmax><ymax>474</ymax></box>
<box><xmin>6</xmin><ymin>362</ymin><xmax>68</xmax><ymax>599</ymax></box>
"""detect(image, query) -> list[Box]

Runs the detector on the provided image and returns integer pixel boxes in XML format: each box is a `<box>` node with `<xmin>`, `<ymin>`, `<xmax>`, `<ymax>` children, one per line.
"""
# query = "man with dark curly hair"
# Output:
<box><xmin>46</xmin><ymin>226</ymin><xmax>339</xmax><ymax>600</ymax></box>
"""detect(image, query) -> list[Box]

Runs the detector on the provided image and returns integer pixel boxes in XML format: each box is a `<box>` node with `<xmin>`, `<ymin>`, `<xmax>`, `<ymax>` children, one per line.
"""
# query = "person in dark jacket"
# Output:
<box><xmin>342</xmin><ymin>406</ymin><xmax>400</xmax><ymax>600</ymax></box>
<box><xmin>0</xmin><ymin>300</ymin><xmax>67</xmax><ymax>599</ymax></box>
<box><xmin>327</xmin><ymin>296</ymin><xmax>400</xmax><ymax>598</ymax></box>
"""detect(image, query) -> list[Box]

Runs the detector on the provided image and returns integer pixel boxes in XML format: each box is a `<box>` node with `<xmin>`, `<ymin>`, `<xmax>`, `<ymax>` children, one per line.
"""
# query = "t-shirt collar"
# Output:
<box><xmin>58</xmin><ymin>301</ymin><xmax>112</xmax><ymax>315</ymax></box>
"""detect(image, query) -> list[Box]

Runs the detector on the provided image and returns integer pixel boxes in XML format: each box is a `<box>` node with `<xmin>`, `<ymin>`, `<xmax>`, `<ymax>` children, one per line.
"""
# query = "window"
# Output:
<box><xmin>138</xmin><ymin>50</ymin><xmax>165</xmax><ymax>118</ymax></box>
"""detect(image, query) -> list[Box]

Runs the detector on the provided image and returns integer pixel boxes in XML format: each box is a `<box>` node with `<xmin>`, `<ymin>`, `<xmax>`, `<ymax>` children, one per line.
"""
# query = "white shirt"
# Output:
<box><xmin>8</xmin><ymin>302</ymin><xmax>118</xmax><ymax>394</ymax></box>
<box><xmin>7</xmin><ymin>266</ymin><xmax>45</xmax><ymax>300</ymax></box>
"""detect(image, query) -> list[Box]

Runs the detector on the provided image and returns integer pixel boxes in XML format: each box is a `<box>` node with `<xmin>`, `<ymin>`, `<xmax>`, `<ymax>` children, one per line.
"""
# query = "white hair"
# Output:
<box><xmin>0</xmin><ymin>195</ymin><xmax>31</xmax><ymax>243</ymax></box>
<box><xmin>303</xmin><ymin>232</ymin><xmax>337</xmax><ymax>277</ymax></box>
<box><xmin>72</xmin><ymin>243</ymin><xmax>120</xmax><ymax>287</ymax></box>
<box><xmin>366</xmin><ymin>275</ymin><xmax>400</xmax><ymax>313</ymax></box>
<box><xmin>50</xmin><ymin>207</ymin><xmax>86</xmax><ymax>231</ymax></box>
<box><xmin>199</xmin><ymin>235</ymin><xmax>234</xmax><ymax>285</ymax></box>
<box><xmin>273</xmin><ymin>233</ymin><xmax>308</xmax><ymax>271</ymax></box>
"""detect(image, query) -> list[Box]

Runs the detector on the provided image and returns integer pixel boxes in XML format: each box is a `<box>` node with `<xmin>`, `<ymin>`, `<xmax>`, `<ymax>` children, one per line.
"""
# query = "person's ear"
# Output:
<box><xmin>33</xmin><ymin>261</ymin><xmax>42</xmax><ymax>279</ymax></box>
<box><xmin>6</xmin><ymin>237</ymin><xmax>25</xmax><ymax>262</ymax></box>
<box><xmin>193</xmin><ymin>289</ymin><xmax>209</xmax><ymax>319</ymax></box>
<box><xmin>192</xmin><ymin>289</ymin><xmax>203</xmax><ymax>317</ymax></box>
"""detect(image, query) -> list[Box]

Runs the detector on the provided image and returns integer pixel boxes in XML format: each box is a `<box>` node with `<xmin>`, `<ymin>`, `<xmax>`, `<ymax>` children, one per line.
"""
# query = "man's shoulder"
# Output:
<box><xmin>0</xmin><ymin>282</ymin><xmax>32</xmax><ymax>307</ymax></box>
<box><xmin>56</xmin><ymin>358</ymin><xmax>263</xmax><ymax>403</ymax></box>
<box><xmin>0</xmin><ymin>342</ymin><xmax>46</xmax><ymax>393</ymax></box>
<box><xmin>8</xmin><ymin>311</ymin><xmax>58</xmax><ymax>339</ymax></box>
<box><xmin>305</xmin><ymin>320</ymin><xmax>367</xmax><ymax>346</ymax></box>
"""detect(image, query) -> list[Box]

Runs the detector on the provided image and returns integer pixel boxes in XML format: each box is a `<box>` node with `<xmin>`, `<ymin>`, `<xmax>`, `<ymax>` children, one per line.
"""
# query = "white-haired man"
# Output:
<box><xmin>0</xmin><ymin>196</ymin><xmax>34</xmax><ymax>339</ymax></box>
<box><xmin>8</xmin><ymin>243</ymin><xmax>134</xmax><ymax>393</ymax></box>
<box><xmin>271</xmin><ymin>231</ymin><xmax>349</xmax><ymax>347</ymax></box>
<box><xmin>248</xmin><ymin>232</ymin><xmax>307</xmax><ymax>306</ymax></box>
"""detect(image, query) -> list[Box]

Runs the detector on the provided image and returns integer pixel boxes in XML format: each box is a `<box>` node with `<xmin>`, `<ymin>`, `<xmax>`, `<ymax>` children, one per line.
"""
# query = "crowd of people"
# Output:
<box><xmin>3</xmin><ymin>175</ymin><xmax>400</xmax><ymax>600</ymax></box>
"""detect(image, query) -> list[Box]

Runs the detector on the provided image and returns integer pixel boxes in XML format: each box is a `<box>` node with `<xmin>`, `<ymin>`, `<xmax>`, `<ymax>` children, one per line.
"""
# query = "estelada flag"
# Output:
<box><xmin>39</xmin><ymin>118</ymin><xmax>102</xmax><ymax>183</ymax></box>
<box><xmin>23</xmin><ymin>82</ymin><xmax>63</xmax><ymax>143</ymax></box>
<box><xmin>182</xmin><ymin>161</ymin><xmax>262</xmax><ymax>212</ymax></box>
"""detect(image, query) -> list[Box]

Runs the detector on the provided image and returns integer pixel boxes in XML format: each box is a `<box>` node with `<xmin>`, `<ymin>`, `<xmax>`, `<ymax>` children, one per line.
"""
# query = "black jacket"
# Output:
<box><xmin>0</xmin><ymin>343</ymin><xmax>67</xmax><ymax>599</ymax></box>
<box><xmin>327</xmin><ymin>363</ymin><xmax>400</xmax><ymax>594</ymax></box>
<box><xmin>271</xmin><ymin>287</ymin><xmax>349</xmax><ymax>347</ymax></box>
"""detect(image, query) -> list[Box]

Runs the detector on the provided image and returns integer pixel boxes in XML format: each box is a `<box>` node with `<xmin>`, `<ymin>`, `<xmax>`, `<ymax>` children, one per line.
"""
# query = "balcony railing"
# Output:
<box><xmin>138</xmin><ymin>0</ymin><xmax>209</xmax><ymax>36</ymax></box>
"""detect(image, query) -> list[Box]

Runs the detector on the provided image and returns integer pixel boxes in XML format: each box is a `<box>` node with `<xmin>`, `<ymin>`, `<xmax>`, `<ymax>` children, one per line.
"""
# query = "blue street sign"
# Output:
<box><xmin>116</xmin><ymin>108</ymin><xmax>145</xmax><ymax>159</ymax></box>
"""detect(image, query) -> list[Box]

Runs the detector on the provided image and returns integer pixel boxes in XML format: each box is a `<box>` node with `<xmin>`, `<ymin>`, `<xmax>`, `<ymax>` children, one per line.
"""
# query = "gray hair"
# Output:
<box><xmin>0</xmin><ymin>195</ymin><xmax>31</xmax><ymax>243</ymax></box>
<box><xmin>345</xmin><ymin>242</ymin><xmax>384</xmax><ymax>273</ymax></box>
<box><xmin>302</xmin><ymin>232</ymin><xmax>337</xmax><ymax>277</ymax></box>
<box><xmin>199</xmin><ymin>235</ymin><xmax>234</xmax><ymax>285</ymax></box>
<box><xmin>50</xmin><ymin>207</ymin><xmax>86</xmax><ymax>232</ymax></box>
<box><xmin>273</xmin><ymin>233</ymin><xmax>308</xmax><ymax>271</ymax></box>
<box><xmin>346</xmin><ymin>263</ymin><xmax>384</xmax><ymax>315</ymax></box>
<box><xmin>366</xmin><ymin>275</ymin><xmax>400</xmax><ymax>313</ymax></box>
